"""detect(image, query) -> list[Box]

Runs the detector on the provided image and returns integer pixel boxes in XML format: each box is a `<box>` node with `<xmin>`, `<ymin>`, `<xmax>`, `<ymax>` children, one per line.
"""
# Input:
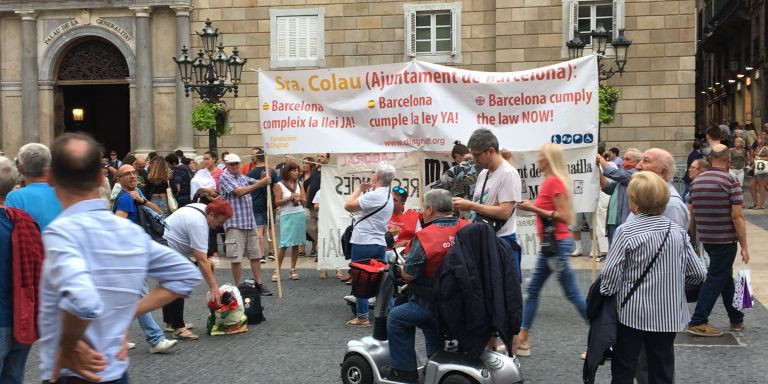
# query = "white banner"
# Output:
<box><xmin>259</xmin><ymin>56</ymin><xmax>598</xmax><ymax>154</ymax></box>
<box><xmin>317</xmin><ymin>147</ymin><xmax>600</xmax><ymax>269</ymax></box>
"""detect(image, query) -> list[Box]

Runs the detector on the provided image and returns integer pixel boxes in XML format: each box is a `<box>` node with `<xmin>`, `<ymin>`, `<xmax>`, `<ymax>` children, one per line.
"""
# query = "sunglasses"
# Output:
<box><xmin>392</xmin><ymin>186</ymin><xmax>408</xmax><ymax>197</ymax></box>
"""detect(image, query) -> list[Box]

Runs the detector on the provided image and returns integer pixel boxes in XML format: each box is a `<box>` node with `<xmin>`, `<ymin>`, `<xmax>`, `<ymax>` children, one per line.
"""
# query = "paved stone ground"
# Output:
<box><xmin>22</xmin><ymin>266</ymin><xmax>767</xmax><ymax>384</ymax></box>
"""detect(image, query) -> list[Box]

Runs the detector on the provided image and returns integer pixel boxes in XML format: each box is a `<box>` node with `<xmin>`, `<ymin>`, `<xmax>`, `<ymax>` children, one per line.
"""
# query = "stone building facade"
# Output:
<box><xmin>0</xmin><ymin>0</ymin><xmax>696</xmax><ymax>158</ymax></box>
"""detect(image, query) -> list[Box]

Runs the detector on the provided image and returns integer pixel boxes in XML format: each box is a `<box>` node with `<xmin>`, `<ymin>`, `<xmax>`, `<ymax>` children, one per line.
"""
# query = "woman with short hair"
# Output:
<box><xmin>343</xmin><ymin>161</ymin><xmax>396</xmax><ymax>327</ymax></box>
<box><xmin>600</xmin><ymin>171</ymin><xmax>706</xmax><ymax>384</ymax></box>
<box><xmin>272</xmin><ymin>162</ymin><xmax>307</xmax><ymax>281</ymax></box>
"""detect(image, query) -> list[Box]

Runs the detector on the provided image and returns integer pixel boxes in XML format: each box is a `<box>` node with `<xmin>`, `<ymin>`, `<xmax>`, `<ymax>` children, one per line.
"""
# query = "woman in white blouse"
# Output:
<box><xmin>600</xmin><ymin>172</ymin><xmax>706</xmax><ymax>384</ymax></box>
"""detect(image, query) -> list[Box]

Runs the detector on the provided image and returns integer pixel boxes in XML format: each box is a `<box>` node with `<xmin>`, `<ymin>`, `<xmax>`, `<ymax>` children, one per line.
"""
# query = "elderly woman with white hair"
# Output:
<box><xmin>343</xmin><ymin>161</ymin><xmax>396</xmax><ymax>327</ymax></box>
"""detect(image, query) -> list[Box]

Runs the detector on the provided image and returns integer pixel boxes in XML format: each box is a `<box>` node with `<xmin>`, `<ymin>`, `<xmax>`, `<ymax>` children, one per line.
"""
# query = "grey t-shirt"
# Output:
<box><xmin>163</xmin><ymin>203</ymin><xmax>209</xmax><ymax>260</ymax></box>
<box><xmin>350</xmin><ymin>187</ymin><xmax>394</xmax><ymax>247</ymax></box>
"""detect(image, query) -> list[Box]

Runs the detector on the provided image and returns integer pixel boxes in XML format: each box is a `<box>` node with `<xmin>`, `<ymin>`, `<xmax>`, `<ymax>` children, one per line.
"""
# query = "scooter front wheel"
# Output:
<box><xmin>441</xmin><ymin>373</ymin><xmax>479</xmax><ymax>384</ymax></box>
<box><xmin>341</xmin><ymin>354</ymin><xmax>374</xmax><ymax>384</ymax></box>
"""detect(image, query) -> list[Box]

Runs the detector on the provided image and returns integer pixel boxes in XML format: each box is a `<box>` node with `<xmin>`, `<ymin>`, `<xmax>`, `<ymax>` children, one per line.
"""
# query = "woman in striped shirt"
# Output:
<box><xmin>600</xmin><ymin>172</ymin><xmax>706</xmax><ymax>384</ymax></box>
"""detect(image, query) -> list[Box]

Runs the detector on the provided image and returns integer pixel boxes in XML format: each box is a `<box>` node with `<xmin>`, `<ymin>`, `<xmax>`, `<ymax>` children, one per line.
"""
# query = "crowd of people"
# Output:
<box><xmin>0</xmin><ymin>123</ymin><xmax>755</xmax><ymax>384</ymax></box>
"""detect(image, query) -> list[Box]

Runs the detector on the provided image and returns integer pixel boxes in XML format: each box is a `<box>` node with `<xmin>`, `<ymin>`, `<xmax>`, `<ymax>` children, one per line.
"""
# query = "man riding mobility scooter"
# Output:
<box><xmin>341</xmin><ymin>190</ymin><xmax>524</xmax><ymax>384</ymax></box>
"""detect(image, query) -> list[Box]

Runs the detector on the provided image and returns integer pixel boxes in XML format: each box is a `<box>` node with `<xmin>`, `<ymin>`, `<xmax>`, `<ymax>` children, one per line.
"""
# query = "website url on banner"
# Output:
<box><xmin>383</xmin><ymin>137</ymin><xmax>446</xmax><ymax>147</ymax></box>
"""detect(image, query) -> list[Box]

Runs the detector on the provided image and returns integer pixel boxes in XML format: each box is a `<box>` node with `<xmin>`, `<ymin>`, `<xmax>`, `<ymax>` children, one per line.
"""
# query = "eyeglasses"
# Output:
<box><xmin>118</xmin><ymin>171</ymin><xmax>137</xmax><ymax>177</ymax></box>
<box><xmin>471</xmin><ymin>149</ymin><xmax>489</xmax><ymax>159</ymax></box>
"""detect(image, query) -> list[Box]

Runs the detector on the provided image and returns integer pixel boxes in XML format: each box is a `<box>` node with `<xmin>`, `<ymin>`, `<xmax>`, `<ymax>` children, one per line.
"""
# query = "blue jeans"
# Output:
<box><xmin>350</xmin><ymin>243</ymin><xmax>386</xmax><ymax>318</ymax></box>
<box><xmin>388</xmin><ymin>301</ymin><xmax>443</xmax><ymax>371</ymax></box>
<box><xmin>690</xmin><ymin>243</ymin><xmax>744</xmax><ymax>326</ymax></box>
<box><xmin>500</xmin><ymin>233</ymin><xmax>522</xmax><ymax>283</ymax></box>
<box><xmin>521</xmin><ymin>237</ymin><xmax>587</xmax><ymax>330</ymax></box>
<box><xmin>138</xmin><ymin>280</ymin><xmax>165</xmax><ymax>347</ymax></box>
<box><xmin>0</xmin><ymin>327</ymin><xmax>31</xmax><ymax>384</ymax></box>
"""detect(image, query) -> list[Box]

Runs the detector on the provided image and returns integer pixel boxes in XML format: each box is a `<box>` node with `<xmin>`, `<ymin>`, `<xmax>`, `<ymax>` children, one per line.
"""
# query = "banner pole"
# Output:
<box><xmin>590</xmin><ymin>210</ymin><xmax>598</xmax><ymax>282</ymax></box>
<box><xmin>418</xmin><ymin>151</ymin><xmax>425</xmax><ymax>209</ymax></box>
<box><xmin>265</xmin><ymin>155</ymin><xmax>283</xmax><ymax>298</ymax></box>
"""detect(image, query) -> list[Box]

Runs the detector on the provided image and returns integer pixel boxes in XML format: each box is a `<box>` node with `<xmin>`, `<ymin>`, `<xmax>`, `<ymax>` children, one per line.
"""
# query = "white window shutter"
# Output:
<box><xmin>570</xmin><ymin>0</ymin><xmax>579</xmax><ymax>39</ymax></box>
<box><xmin>450</xmin><ymin>9</ymin><xmax>457</xmax><ymax>56</ymax></box>
<box><xmin>406</xmin><ymin>11</ymin><xmax>417</xmax><ymax>57</ymax></box>
<box><xmin>612</xmin><ymin>0</ymin><xmax>623</xmax><ymax>38</ymax></box>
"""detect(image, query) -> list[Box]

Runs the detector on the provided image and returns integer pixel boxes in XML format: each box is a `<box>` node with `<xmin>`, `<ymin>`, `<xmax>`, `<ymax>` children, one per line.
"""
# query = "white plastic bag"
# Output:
<box><xmin>733</xmin><ymin>269</ymin><xmax>754</xmax><ymax>310</ymax></box>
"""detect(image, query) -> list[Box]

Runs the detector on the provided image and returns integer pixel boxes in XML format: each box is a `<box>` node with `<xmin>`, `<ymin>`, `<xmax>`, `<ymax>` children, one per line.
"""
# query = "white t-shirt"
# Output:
<box><xmin>312</xmin><ymin>190</ymin><xmax>320</xmax><ymax>204</ymax></box>
<box><xmin>471</xmin><ymin>160</ymin><xmax>522</xmax><ymax>237</ymax></box>
<box><xmin>163</xmin><ymin>203</ymin><xmax>209</xmax><ymax>260</ymax></box>
<box><xmin>350</xmin><ymin>186</ymin><xmax>394</xmax><ymax>246</ymax></box>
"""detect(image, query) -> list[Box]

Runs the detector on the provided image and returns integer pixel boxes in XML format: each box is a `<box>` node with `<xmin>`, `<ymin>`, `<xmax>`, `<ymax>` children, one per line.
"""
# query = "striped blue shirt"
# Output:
<box><xmin>600</xmin><ymin>214</ymin><xmax>707</xmax><ymax>332</ymax></box>
<box><xmin>39</xmin><ymin>199</ymin><xmax>202</xmax><ymax>381</ymax></box>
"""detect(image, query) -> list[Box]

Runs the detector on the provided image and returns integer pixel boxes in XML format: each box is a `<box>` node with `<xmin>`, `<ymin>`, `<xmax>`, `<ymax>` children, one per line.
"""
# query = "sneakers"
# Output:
<box><xmin>730</xmin><ymin>322</ymin><xmax>745</xmax><ymax>332</ymax></box>
<box><xmin>381</xmin><ymin>366</ymin><xmax>418</xmax><ymax>383</ymax></box>
<box><xmin>258</xmin><ymin>283</ymin><xmax>273</xmax><ymax>296</ymax></box>
<box><xmin>259</xmin><ymin>256</ymin><xmax>267</xmax><ymax>264</ymax></box>
<box><xmin>149</xmin><ymin>339</ymin><xmax>178</xmax><ymax>354</ymax></box>
<box><xmin>127</xmin><ymin>342</ymin><xmax>136</xmax><ymax>350</ymax></box>
<box><xmin>267</xmin><ymin>253</ymin><xmax>276</xmax><ymax>261</ymax></box>
<box><xmin>687</xmin><ymin>323</ymin><xmax>724</xmax><ymax>337</ymax></box>
<box><xmin>571</xmin><ymin>249</ymin><xmax>583</xmax><ymax>257</ymax></box>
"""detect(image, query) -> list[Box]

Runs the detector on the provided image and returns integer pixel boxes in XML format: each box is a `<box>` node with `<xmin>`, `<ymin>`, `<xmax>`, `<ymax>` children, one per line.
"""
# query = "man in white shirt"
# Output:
<box><xmin>453</xmin><ymin>128</ymin><xmax>523</xmax><ymax>280</ymax></box>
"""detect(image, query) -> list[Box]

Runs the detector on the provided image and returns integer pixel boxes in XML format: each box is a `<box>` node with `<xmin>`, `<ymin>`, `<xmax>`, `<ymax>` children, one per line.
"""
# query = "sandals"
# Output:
<box><xmin>271</xmin><ymin>271</ymin><xmax>278</xmax><ymax>282</ymax></box>
<box><xmin>172</xmin><ymin>328</ymin><xmax>199</xmax><ymax>340</ymax></box>
<box><xmin>290</xmin><ymin>269</ymin><xmax>300</xmax><ymax>280</ymax></box>
<box><xmin>345</xmin><ymin>317</ymin><xmax>370</xmax><ymax>327</ymax></box>
<box><xmin>335</xmin><ymin>270</ymin><xmax>343</xmax><ymax>279</ymax></box>
<box><xmin>319</xmin><ymin>270</ymin><xmax>327</xmax><ymax>279</ymax></box>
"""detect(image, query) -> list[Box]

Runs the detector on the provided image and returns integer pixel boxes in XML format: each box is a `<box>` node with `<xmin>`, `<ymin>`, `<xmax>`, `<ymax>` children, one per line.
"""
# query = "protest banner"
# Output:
<box><xmin>317</xmin><ymin>146</ymin><xmax>599</xmax><ymax>270</ymax></box>
<box><xmin>258</xmin><ymin>56</ymin><xmax>598</xmax><ymax>154</ymax></box>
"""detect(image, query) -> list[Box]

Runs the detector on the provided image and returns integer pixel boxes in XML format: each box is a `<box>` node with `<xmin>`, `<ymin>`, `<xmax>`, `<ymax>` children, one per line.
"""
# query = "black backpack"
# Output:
<box><xmin>238</xmin><ymin>279</ymin><xmax>265</xmax><ymax>324</ymax></box>
<box><xmin>113</xmin><ymin>190</ymin><xmax>167</xmax><ymax>245</ymax></box>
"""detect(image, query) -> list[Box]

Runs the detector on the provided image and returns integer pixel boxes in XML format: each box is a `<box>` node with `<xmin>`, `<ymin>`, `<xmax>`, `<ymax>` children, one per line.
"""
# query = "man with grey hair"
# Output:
<box><xmin>597</xmin><ymin>147</ymin><xmax>642</xmax><ymax>246</ymax></box>
<box><xmin>344</xmin><ymin>161</ymin><xmax>396</xmax><ymax>327</ymax></box>
<box><xmin>1</xmin><ymin>155</ymin><xmax>44</xmax><ymax>384</ymax></box>
<box><xmin>634</xmin><ymin>148</ymin><xmax>689</xmax><ymax>229</ymax></box>
<box><xmin>6</xmin><ymin>143</ymin><xmax>61</xmax><ymax>229</ymax></box>
<box><xmin>383</xmin><ymin>189</ymin><xmax>468</xmax><ymax>383</ymax></box>
<box><xmin>453</xmin><ymin>128</ymin><xmax>522</xmax><ymax>280</ymax></box>
<box><xmin>688</xmin><ymin>144</ymin><xmax>749</xmax><ymax>337</ymax></box>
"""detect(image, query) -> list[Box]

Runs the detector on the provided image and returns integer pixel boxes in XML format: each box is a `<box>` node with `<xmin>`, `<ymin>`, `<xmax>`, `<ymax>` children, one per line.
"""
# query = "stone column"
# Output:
<box><xmin>131</xmin><ymin>6</ymin><xmax>155</xmax><ymax>153</ymax></box>
<box><xmin>171</xmin><ymin>5</ymin><xmax>195</xmax><ymax>154</ymax></box>
<box><xmin>17</xmin><ymin>10</ymin><xmax>39</xmax><ymax>144</ymax></box>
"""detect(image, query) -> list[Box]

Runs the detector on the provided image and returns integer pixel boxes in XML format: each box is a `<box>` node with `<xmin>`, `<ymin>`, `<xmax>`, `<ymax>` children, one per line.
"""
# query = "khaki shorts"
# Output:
<box><xmin>224</xmin><ymin>228</ymin><xmax>262</xmax><ymax>262</ymax></box>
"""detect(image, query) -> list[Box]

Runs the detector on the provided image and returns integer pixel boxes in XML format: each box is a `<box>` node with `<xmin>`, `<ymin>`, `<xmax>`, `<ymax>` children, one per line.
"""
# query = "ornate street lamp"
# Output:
<box><xmin>566</xmin><ymin>27</ymin><xmax>633</xmax><ymax>81</ymax></box>
<box><xmin>173</xmin><ymin>19</ymin><xmax>247</xmax><ymax>152</ymax></box>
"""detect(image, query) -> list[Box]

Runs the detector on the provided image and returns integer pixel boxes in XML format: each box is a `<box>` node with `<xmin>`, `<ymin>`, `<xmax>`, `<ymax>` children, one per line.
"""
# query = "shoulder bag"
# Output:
<box><xmin>166</xmin><ymin>180</ymin><xmax>179</xmax><ymax>212</ymax></box>
<box><xmin>586</xmin><ymin>222</ymin><xmax>671</xmax><ymax>320</ymax></box>
<box><xmin>473</xmin><ymin>171</ymin><xmax>509</xmax><ymax>232</ymax></box>
<box><xmin>340</xmin><ymin>192</ymin><xmax>390</xmax><ymax>260</ymax></box>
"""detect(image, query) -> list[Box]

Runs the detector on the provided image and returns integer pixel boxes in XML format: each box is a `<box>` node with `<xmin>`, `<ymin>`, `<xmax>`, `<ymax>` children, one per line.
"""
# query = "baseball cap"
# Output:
<box><xmin>224</xmin><ymin>154</ymin><xmax>241</xmax><ymax>163</ymax></box>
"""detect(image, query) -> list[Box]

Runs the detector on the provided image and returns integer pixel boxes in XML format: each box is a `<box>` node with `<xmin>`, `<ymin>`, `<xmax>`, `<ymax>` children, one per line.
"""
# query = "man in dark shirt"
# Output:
<box><xmin>247</xmin><ymin>149</ymin><xmax>278</xmax><ymax>263</ymax></box>
<box><xmin>166</xmin><ymin>154</ymin><xmax>192</xmax><ymax>207</ymax></box>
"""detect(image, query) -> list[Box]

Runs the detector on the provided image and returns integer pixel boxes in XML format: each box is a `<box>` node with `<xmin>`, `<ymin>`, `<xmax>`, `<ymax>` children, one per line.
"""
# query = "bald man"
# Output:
<box><xmin>634</xmin><ymin>148</ymin><xmax>689</xmax><ymax>229</ymax></box>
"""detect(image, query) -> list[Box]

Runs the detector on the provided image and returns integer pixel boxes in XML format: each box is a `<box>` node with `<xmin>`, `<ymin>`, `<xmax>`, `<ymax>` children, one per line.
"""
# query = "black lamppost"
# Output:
<box><xmin>174</xmin><ymin>19</ymin><xmax>247</xmax><ymax>153</ymax></box>
<box><xmin>567</xmin><ymin>26</ymin><xmax>632</xmax><ymax>81</ymax></box>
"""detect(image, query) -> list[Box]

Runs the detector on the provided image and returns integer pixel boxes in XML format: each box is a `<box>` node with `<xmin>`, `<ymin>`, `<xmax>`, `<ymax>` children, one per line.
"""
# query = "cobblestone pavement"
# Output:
<box><xmin>22</xmin><ymin>266</ymin><xmax>767</xmax><ymax>384</ymax></box>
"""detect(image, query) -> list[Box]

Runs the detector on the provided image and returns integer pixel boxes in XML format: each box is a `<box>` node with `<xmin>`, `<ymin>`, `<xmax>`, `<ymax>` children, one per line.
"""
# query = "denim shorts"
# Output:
<box><xmin>254</xmin><ymin>211</ymin><xmax>268</xmax><ymax>227</ymax></box>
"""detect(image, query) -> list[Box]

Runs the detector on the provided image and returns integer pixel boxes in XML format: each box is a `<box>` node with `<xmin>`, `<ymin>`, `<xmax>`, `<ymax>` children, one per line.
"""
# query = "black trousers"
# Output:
<box><xmin>161</xmin><ymin>297</ymin><xmax>186</xmax><ymax>329</ymax></box>
<box><xmin>611</xmin><ymin>323</ymin><xmax>676</xmax><ymax>384</ymax></box>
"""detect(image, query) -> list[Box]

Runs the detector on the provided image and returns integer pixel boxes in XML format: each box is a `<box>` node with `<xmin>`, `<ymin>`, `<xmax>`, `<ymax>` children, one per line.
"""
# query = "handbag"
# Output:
<box><xmin>166</xmin><ymin>181</ymin><xmax>179</xmax><ymax>212</ymax></box>
<box><xmin>540</xmin><ymin>216</ymin><xmax>559</xmax><ymax>255</ymax></box>
<box><xmin>341</xmin><ymin>193</ymin><xmax>390</xmax><ymax>260</ymax></box>
<box><xmin>586</xmin><ymin>222</ymin><xmax>671</xmax><ymax>320</ymax></box>
<box><xmin>473</xmin><ymin>171</ymin><xmax>508</xmax><ymax>232</ymax></box>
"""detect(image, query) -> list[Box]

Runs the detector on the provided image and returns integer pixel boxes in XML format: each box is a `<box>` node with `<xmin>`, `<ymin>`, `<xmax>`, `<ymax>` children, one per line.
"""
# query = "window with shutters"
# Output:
<box><xmin>270</xmin><ymin>8</ymin><xmax>325</xmax><ymax>68</ymax></box>
<box><xmin>561</xmin><ymin>0</ymin><xmax>624</xmax><ymax>58</ymax></box>
<box><xmin>404</xmin><ymin>2</ymin><xmax>462</xmax><ymax>64</ymax></box>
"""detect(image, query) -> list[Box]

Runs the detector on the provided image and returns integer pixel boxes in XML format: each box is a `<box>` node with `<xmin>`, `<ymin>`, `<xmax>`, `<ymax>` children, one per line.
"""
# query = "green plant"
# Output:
<box><xmin>191</xmin><ymin>101</ymin><xmax>232</xmax><ymax>137</ymax></box>
<box><xmin>598</xmin><ymin>85</ymin><xmax>620</xmax><ymax>125</ymax></box>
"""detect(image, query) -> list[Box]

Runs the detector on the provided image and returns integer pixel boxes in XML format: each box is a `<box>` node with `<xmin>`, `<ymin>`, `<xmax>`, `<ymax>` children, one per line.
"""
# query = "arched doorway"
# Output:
<box><xmin>54</xmin><ymin>37</ymin><xmax>131</xmax><ymax>158</ymax></box>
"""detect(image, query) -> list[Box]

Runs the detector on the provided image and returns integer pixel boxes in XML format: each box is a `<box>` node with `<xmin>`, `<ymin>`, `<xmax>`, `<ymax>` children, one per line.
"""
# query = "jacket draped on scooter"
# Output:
<box><xmin>433</xmin><ymin>222</ymin><xmax>523</xmax><ymax>358</ymax></box>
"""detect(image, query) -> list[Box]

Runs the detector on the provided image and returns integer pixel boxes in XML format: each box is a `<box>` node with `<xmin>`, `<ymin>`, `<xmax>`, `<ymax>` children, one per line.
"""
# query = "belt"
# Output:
<box><xmin>44</xmin><ymin>376</ymin><xmax>125</xmax><ymax>384</ymax></box>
